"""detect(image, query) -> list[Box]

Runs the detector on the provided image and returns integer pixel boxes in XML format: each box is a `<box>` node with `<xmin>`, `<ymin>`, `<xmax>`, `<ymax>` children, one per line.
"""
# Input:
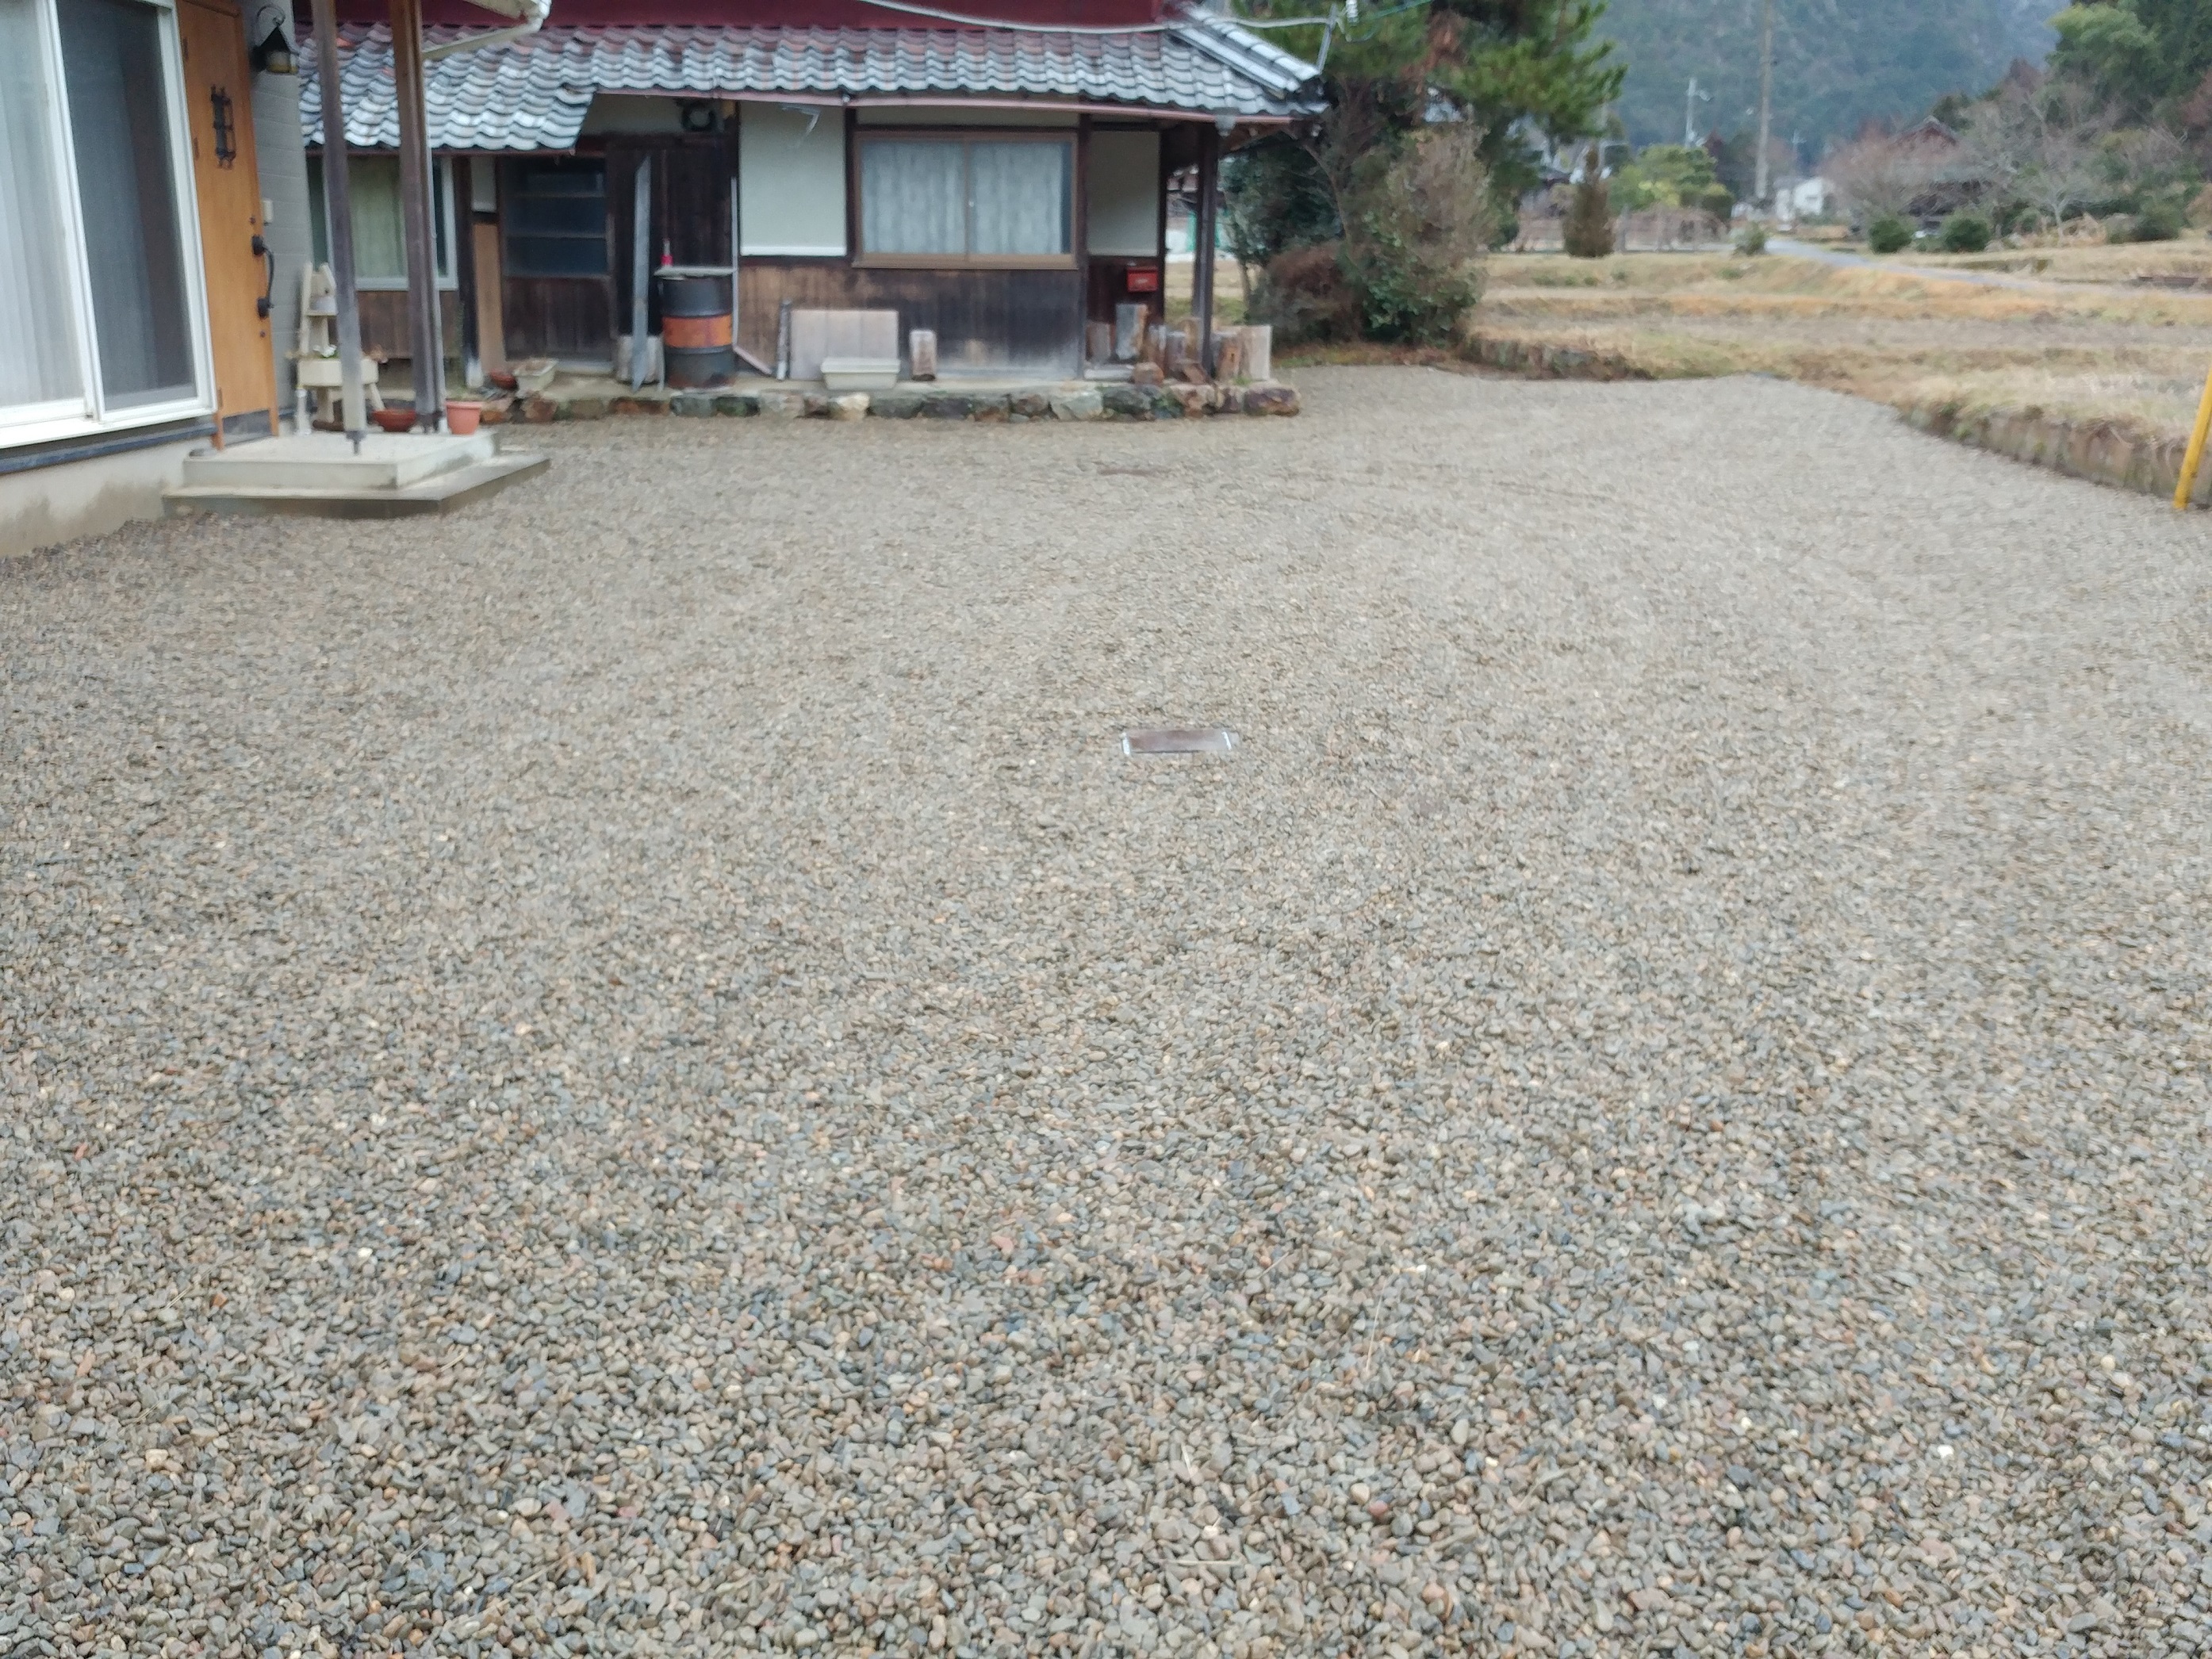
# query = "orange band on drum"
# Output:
<box><xmin>663</xmin><ymin>314</ymin><xmax>733</xmax><ymax>349</ymax></box>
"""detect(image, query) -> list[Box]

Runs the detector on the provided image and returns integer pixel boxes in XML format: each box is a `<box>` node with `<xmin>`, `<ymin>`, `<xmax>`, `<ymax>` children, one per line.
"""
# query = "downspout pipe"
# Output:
<box><xmin>424</xmin><ymin>0</ymin><xmax>547</xmax><ymax>61</ymax></box>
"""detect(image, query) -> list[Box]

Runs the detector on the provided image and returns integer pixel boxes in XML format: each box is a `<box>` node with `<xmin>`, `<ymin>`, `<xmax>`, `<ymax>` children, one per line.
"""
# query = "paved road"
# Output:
<box><xmin>5</xmin><ymin>372</ymin><xmax>2209</xmax><ymax>1659</ymax></box>
<box><xmin>1769</xmin><ymin>236</ymin><xmax>2156</xmax><ymax>297</ymax></box>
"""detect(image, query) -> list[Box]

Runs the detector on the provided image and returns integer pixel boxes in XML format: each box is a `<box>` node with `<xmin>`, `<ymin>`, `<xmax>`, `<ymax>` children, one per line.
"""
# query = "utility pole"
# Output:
<box><xmin>1754</xmin><ymin>0</ymin><xmax>1776</xmax><ymax>209</ymax></box>
<box><xmin>1685</xmin><ymin>76</ymin><xmax>1711</xmax><ymax>147</ymax></box>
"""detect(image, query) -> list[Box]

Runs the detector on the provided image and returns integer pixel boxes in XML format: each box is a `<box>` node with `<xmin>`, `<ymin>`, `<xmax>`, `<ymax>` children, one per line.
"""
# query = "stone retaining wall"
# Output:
<box><xmin>1463</xmin><ymin>335</ymin><xmax>1654</xmax><ymax>382</ymax></box>
<box><xmin>1901</xmin><ymin>400</ymin><xmax>2210</xmax><ymax>507</ymax></box>
<box><xmin>489</xmin><ymin>382</ymin><xmax>1300</xmax><ymax>425</ymax></box>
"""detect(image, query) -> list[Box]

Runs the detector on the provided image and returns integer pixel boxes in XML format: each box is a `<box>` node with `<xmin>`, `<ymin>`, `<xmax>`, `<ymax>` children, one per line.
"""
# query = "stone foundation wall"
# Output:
<box><xmin>485</xmin><ymin>383</ymin><xmax>1301</xmax><ymax>425</ymax></box>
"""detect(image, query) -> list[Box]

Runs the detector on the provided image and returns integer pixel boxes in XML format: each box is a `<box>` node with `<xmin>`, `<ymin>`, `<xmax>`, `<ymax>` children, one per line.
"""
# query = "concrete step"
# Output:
<box><xmin>164</xmin><ymin>451</ymin><xmax>548</xmax><ymax>520</ymax></box>
<box><xmin>179</xmin><ymin>430</ymin><xmax>500</xmax><ymax>492</ymax></box>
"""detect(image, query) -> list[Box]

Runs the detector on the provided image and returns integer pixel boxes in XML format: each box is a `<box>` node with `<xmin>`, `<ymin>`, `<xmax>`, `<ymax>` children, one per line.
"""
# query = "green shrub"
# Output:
<box><xmin>2131</xmin><ymin>198</ymin><xmax>2185</xmax><ymax>242</ymax></box>
<box><xmin>1563</xmin><ymin>144</ymin><xmax>1614</xmax><ymax>259</ymax></box>
<box><xmin>1611</xmin><ymin>143</ymin><xmax>1719</xmax><ymax>213</ymax></box>
<box><xmin>1696</xmin><ymin>185</ymin><xmax>1737</xmax><ymax>224</ymax></box>
<box><xmin>1867</xmin><ymin>214</ymin><xmax>1915</xmax><ymax>253</ymax></box>
<box><xmin>1735</xmin><ymin>221</ymin><xmax>1768</xmax><ymax>256</ymax></box>
<box><xmin>1344</xmin><ymin>125</ymin><xmax>1495</xmax><ymax>344</ymax></box>
<box><xmin>1938</xmin><ymin>213</ymin><xmax>1992</xmax><ymax>253</ymax></box>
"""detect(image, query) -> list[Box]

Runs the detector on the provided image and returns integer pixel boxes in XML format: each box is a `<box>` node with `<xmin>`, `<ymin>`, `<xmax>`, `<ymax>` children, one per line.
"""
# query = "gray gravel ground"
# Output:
<box><xmin>5</xmin><ymin>369</ymin><xmax>2211</xmax><ymax>1659</ymax></box>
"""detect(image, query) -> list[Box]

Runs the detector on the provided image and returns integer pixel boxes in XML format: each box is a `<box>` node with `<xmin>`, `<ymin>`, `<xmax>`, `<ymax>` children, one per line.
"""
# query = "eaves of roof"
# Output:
<box><xmin>300</xmin><ymin>13</ymin><xmax>1323</xmax><ymax>151</ymax></box>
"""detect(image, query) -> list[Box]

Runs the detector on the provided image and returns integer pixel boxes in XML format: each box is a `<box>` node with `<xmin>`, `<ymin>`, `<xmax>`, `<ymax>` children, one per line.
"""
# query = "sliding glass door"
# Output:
<box><xmin>0</xmin><ymin>0</ymin><xmax>210</xmax><ymax>446</ymax></box>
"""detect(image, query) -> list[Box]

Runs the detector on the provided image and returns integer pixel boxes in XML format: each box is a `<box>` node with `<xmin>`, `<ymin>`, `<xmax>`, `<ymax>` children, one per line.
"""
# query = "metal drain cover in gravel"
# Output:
<box><xmin>1123</xmin><ymin>727</ymin><xmax>1236</xmax><ymax>755</ymax></box>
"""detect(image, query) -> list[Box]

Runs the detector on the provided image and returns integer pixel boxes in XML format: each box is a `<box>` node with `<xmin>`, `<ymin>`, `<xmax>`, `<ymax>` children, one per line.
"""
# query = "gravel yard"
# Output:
<box><xmin>6</xmin><ymin>368</ymin><xmax>2212</xmax><ymax>1659</ymax></box>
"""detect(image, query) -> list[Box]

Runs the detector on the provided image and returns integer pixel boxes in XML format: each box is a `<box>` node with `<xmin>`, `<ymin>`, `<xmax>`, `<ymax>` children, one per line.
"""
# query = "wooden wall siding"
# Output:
<box><xmin>472</xmin><ymin>220</ymin><xmax>508</xmax><ymax>374</ymax></box>
<box><xmin>356</xmin><ymin>289</ymin><xmax>461</xmax><ymax>362</ymax></box>
<box><xmin>502</xmin><ymin>278</ymin><xmax>614</xmax><ymax>362</ymax></box>
<box><xmin>1086</xmin><ymin>259</ymin><xmax>1162</xmax><ymax>330</ymax></box>
<box><xmin>738</xmin><ymin>261</ymin><xmax>1083</xmax><ymax>377</ymax></box>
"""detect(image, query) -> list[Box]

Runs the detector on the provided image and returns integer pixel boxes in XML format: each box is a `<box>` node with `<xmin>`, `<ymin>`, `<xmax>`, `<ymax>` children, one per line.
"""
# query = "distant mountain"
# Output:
<box><xmin>1599</xmin><ymin>0</ymin><xmax>2056</xmax><ymax>162</ymax></box>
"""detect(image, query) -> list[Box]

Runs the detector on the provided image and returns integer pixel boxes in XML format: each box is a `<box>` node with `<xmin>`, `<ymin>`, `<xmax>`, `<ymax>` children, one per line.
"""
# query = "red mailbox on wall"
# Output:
<box><xmin>1125</xmin><ymin>265</ymin><xmax>1161</xmax><ymax>293</ymax></box>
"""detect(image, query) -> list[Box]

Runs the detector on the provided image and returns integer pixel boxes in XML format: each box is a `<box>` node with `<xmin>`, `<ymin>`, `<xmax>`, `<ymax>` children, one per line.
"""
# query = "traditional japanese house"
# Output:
<box><xmin>297</xmin><ymin>0</ymin><xmax>1321</xmax><ymax>382</ymax></box>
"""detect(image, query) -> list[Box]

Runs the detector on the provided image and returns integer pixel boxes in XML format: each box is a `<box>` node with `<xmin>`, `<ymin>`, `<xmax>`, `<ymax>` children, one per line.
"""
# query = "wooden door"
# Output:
<box><xmin>177</xmin><ymin>0</ymin><xmax>278</xmax><ymax>440</ymax></box>
<box><xmin>608</xmin><ymin>137</ymin><xmax>734</xmax><ymax>335</ymax></box>
<box><xmin>500</xmin><ymin>155</ymin><xmax>615</xmax><ymax>365</ymax></box>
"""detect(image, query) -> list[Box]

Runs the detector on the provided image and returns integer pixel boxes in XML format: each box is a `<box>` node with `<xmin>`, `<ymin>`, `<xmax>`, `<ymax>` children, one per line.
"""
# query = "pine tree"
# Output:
<box><xmin>1564</xmin><ymin>144</ymin><xmax>1616</xmax><ymax>257</ymax></box>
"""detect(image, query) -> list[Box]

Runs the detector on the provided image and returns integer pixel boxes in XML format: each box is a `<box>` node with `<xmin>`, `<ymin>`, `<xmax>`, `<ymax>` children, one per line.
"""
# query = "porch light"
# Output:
<box><xmin>251</xmin><ymin>8</ymin><xmax>296</xmax><ymax>74</ymax></box>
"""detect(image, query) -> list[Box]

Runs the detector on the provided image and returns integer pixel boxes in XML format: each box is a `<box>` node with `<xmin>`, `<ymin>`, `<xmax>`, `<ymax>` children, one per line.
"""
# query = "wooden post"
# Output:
<box><xmin>309</xmin><ymin>0</ymin><xmax>367</xmax><ymax>446</ymax></box>
<box><xmin>390</xmin><ymin>0</ymin><xmax>443</xmax><ymax>430</ymax></box>
<box><xmin>453</xmin><ymin>155</ymin><xmax>481</xmax><ymax>391</ymax></box>
<box><xmin>1193</xmin><ymin>121</ymin><xmax>1220</xmax><ymax>377</ymax></box>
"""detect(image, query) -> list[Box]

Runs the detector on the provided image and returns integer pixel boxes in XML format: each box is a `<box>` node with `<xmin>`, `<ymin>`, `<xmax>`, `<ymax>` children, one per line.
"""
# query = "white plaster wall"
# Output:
<box><xmin>252</xmin><ymin>63</ymin><xmax>314</xmax><ymax>421</ymax></box>
<box><xmin>741</xmin><ymin>104</ymin><xmax>848</xmax><ymax>256</ymax></box>
<box><xmin>1087</xmin><ymin>129</ymin><xmax>1160</xmax><ymax>257</ymax></box>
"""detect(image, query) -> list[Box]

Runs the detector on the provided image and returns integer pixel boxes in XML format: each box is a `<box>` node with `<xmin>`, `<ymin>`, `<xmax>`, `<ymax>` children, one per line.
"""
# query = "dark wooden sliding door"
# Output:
<box><xmin>500</xmin><ymin>155</ymin><xmax>613</xmax><ymax>365</ymax></box>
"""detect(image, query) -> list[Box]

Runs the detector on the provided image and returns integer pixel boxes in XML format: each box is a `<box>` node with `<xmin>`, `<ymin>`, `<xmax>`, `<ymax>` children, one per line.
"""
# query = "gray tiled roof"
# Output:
<box><xmin>300</xmin><ymin>13</ymin><xmax>1321</xmax><ymax>151</ymax></box>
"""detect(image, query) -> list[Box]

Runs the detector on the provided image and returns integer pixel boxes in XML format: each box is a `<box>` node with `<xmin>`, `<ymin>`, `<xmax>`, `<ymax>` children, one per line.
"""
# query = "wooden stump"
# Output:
<box><xmin>1239</xmin><ymin>324</ymin><xmax>1272</xmax><ymax>381</ymax></box>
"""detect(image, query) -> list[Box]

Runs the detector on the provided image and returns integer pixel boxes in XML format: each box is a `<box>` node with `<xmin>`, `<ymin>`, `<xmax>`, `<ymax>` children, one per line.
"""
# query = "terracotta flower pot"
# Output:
<box><xmin>446</xmin><ymin>400</ymin><xmax>482</xmax><ymax>435</ymax></box>
<box><xmin>370</xmin><ymin>408</ymin><xmax>415</xmax><ymax>434</ymax></box>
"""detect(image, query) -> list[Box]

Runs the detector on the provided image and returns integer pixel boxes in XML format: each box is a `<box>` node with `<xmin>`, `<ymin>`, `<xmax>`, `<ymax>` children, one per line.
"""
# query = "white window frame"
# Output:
<box><xmin>308</xmin><ymin>152</ymin><xmax>462</xmax><ymax>291</ymax></box>
<box><xmin>1</xmin><ymin>0</ymin><xmax>216</xmax><ymax>449</ymax></box>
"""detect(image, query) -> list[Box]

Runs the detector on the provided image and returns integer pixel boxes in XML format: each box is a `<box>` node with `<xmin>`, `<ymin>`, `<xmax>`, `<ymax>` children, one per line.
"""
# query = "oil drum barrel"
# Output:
<box><xmin>657</xmin><ymin>271</ymin><xmax>735</xmax><ymax>388</ymax></box>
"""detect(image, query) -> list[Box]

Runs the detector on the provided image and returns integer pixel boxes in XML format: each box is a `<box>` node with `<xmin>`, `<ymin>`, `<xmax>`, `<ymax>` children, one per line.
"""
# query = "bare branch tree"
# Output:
<box><xmin>1825</xmin><ymin>128</ymin><xmax>1933</xmax><ymax>224</ymax></box>
<box><xmin>1962</xmin><ymin>75</ymin><xmax>2115</xmax><ymax>229</ymax></box>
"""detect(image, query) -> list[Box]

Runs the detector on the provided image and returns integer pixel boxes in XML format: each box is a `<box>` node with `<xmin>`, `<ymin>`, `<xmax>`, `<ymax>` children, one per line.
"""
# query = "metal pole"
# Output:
<box><xmin>309</xmin><ymin>0</ymin><xmax>367</xmax><ymax>450</ymax></box>
<box><xmin>1194</xmin><ymin>124</ymin><xmax>1220</xmax><ymax>377</ymax></box>
<box><xmin>630</xmin><ymin>155</ymin><xmax>651</xmax><ymax>391</ymax></box>
<box><xmin>1754</xmin><ymin>0</ymin><xmax>1775</xmax><ymax>210</ymax></box>
<box><xmin>391</xmin><ymin>0</ymin><xmax>443</xmax><ymax>430</ymax></box>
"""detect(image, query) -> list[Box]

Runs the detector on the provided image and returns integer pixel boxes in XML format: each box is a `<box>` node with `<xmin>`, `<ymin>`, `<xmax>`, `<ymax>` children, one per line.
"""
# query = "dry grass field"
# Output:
<box><xmin>1470</xmin><ymin>243</ymin><xmax>2212</xmax><ymax>444</ymax></box>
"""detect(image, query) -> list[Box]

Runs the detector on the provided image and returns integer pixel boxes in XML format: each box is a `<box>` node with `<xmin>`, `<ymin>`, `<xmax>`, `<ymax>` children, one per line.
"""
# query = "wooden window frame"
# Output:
<box><xmin>499</xmin><ymin>153</ymin><xmax>611</xmax><ymax>282</ymax></box>
<box><xmin>851</xmin><ymin>129</ymin><xmax>1079</xmax><ymax>270</ymax></box>
<box><xmin>309</xmin><ymin>154</ymin><xmax>461</xmax><ymax>290</ymax></box>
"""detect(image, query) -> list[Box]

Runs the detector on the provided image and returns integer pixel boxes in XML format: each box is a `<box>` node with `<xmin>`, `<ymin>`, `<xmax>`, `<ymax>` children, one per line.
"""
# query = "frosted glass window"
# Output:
<box><xmin>309</xmin><ymin>155</ymin><xmax>454</xmax><ymax>286</ymax></box>
<box><xmin>59</xmin><ymin>0</ymin><xmax>196</xmax><ymax>410</ymax></box>
<box><xmin>861</xmin><ymin>140</ymin><xmax>965</xmax><ymax>255</ymax></box>
<box><xmin>857</xmin><ymin>135</ymin><xmax>1072</xmax><ymax>263</ymax></box>
<box><xmin>0</xmin><ymin>0</ymin><xmax>82</xmax><ymax>415</ymax></box>
<box><xmin>971</xmin><ymin>141</ymin><xmax>1069</xmax><ymax>256</ymax></box>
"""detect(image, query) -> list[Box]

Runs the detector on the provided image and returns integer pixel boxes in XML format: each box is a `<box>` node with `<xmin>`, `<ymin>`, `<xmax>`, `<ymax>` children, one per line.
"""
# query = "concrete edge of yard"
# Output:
<box><xmin>1466</xmin><ymin>328</ymin><xmax>2206</xmax><ymax>508</ymax></box>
